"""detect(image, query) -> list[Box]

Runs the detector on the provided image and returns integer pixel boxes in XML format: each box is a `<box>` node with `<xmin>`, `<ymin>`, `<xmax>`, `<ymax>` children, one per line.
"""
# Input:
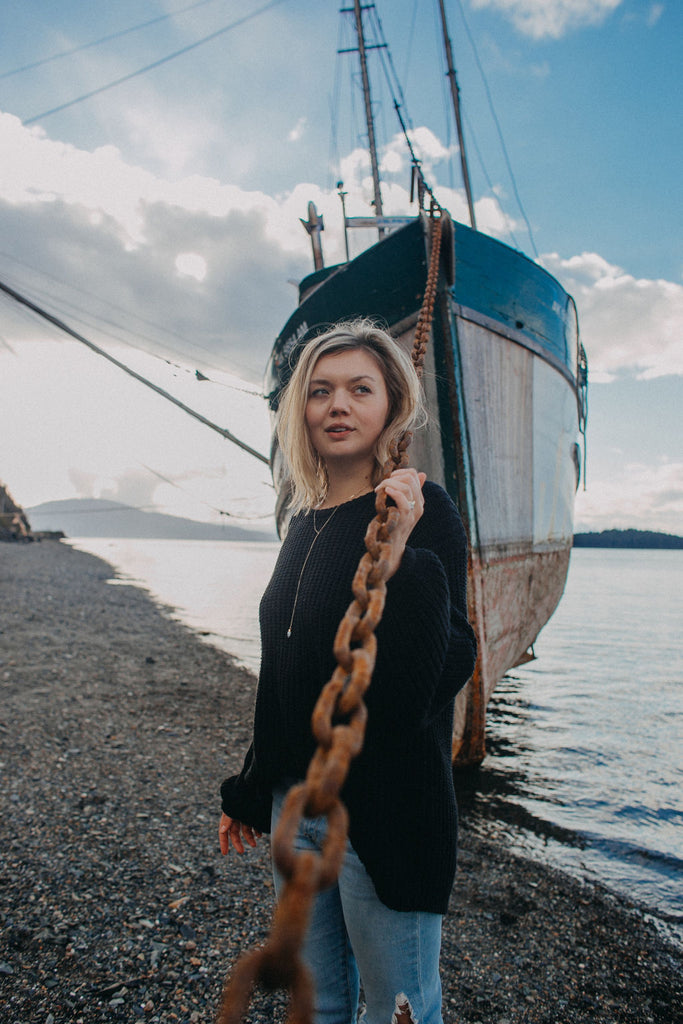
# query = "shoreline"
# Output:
<box><xmin>1</xmin><ymin>540</ymin><xmax>681</xmax><ymax>1023</ymax></box>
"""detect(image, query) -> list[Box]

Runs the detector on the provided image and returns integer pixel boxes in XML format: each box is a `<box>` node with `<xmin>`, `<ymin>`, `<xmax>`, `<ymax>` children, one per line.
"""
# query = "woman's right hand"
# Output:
<box><xmin>218</xmin><ymin>811</ymin><xmax>262</xmax><ymax>855</ymax></box>
<box><xmin>375</xmin><ymin>468</ymin><xmax>427</xmax><ymax>579</ymax></box>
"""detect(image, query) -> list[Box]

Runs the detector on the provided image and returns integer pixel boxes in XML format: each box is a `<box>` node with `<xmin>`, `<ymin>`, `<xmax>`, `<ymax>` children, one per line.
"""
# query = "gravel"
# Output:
<box><xmin>1</xmin><ymin>539</ymin><xmax>681</xmax><ymax>1024</ymax></box>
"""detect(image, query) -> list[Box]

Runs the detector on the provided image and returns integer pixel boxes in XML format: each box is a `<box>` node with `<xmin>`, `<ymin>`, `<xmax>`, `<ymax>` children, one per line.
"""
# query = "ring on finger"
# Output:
<box><xmin>408</xmin><ymin>500</ymin><xmax>416</xmax><ymax>510</ymax></box>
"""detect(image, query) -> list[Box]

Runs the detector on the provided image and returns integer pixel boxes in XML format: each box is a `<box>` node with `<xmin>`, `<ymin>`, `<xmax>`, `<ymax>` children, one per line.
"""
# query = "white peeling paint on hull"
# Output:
<box><xmin>450</xmin><ymin>314</ymin><xmax>579</xmax><ymax>762</ymax></box>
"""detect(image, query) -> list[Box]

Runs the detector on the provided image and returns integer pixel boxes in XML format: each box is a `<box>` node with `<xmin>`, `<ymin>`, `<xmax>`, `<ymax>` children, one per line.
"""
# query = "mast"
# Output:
<box><xmin>352</xmin><ymin>0</ymin><xmax>385</xmax><ymax>237</ymax></box>
<box><xmin>437</xmin><ymin>0</ymin><xmax>476</xmax><ymax>230</ymax></box>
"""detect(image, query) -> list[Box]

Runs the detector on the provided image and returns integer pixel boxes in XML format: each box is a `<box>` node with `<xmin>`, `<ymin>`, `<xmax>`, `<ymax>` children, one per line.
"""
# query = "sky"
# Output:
<box><xmin>0</xmin><ymin>0</ymin><xmax>681</xmax><ymax>536</ymax></box>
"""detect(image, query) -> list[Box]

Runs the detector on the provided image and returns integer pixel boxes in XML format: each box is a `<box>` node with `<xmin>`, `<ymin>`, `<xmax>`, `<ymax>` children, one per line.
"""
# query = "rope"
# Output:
<box><xmin>216</xmin><ymin>207</ymin><xmax>445</xmax><ymax>1024</ymax></box>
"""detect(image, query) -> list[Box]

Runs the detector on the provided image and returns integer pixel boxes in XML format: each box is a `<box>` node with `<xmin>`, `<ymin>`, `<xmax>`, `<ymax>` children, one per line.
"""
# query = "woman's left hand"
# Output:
<box><xmin>218</xmin><ymin>812</ymin><xmax>262</xmax><ymax>855</ymax></box>
<box><xmin>374</xmin><ymin>468</ymin><xmax>426</xmax><ymax>579</ymax></box>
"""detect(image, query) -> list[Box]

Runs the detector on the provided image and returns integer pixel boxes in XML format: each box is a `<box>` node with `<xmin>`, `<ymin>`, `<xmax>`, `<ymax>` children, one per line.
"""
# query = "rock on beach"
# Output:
<box><xmin>1</xmin><ymin>539</ymin><xmax>681</xmax><ymax>1024</ymax></box>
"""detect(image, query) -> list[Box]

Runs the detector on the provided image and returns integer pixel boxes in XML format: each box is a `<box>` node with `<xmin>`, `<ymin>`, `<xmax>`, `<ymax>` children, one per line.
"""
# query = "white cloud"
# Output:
<box><xmin>338</xmin><ymin>146</ymin><xmax>372</xmax><ymax>192</ymax></box>
<box><xmin>0</xmin><ymin>113</ymin><xmax>313</xmax><ymax>251</ymax></box>
<box><xmin>336</xmin><ymin>131</ymin><xmax>520</xmax><ymax>243</ymax></box>
<box><xmin>540</xmin><ymin>252</ymin><xmax>683</xmax><ymax>381</ymax></box>
<box><xmin>473</xmin><ymin>194</ymin><xmax>520</xmax><ymax>238</ymax></box>
<box><xmin>1</xmin><ymin>114</ymin><xmax>681</xmax><ymax>536</ymax></box>
<box><xmin>0</xmin><ymin>112</ymin><xmax>314</xmax><ymax>379</ymax></box>
<box><xmin>98</xmin><ymin>467</ymin><xmax>159</xmax><ymax>509</ymax></box>
<box><xmin>470</xmin><ymin>0</ymin><xmax>623</xmax><ymax>39</ymax></box>
<box><xmin>118</xmin><ymin>92</ymin><xmax>225</xmax><ymax>181</ymax></box>
<box><xmin>379</xmin><ymin>128</ymin><xmax>452</xmax><ymax>181</ymax></box>
<box><xmin>401</xmin><ymin>127</ymin><xmax>451</xmax><ymax>165</ymax></box>
<box><xmin>574</xmin><ymin>458</ymin><xmax>683</xmax><ymax>534</ymax></box>
<box><xmin>530</xmin><ymin>60</ymin><xmax>551</xmax><ymax>78</ymax></box>
<box><xmin>4</xmin><ymin>113</ymin><xmax>680</xmax><ymax>393</ymax></box>
<box><xmin>342</xmin><ymin>130</ymin><xmax>451</xmax><ymax>201</ymax></box>
<box><xmin>14</xmin><ymin>111</ymin><xmax>681</xmax><ymax>395</ymax></box>
<box><xmin>288</xmin><ymin>117</ymin><xmax>307</xmax><ymax>142</ymax></box>
<box><xmin>175</xmin><ymin>252</ymin><xmax>207</xmax><ymax>281</ymax></box>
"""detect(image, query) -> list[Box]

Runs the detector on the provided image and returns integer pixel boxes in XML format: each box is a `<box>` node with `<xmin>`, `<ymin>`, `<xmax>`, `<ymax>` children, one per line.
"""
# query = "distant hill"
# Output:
<box><xmin>26</xmin><ymin>498</ymin><xmax>277</xmax><ymax>542</ymax></box>
<box><xmin>573</xmin><ymin>529</ymin><xmax>683</xmax><ymax>550</ymax></box>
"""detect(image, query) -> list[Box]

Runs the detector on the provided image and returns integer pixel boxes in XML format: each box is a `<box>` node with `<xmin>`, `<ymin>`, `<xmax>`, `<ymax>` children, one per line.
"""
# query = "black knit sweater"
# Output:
<box><xmin>220</xmin><ymin>481</ymin><xmax>477</xmax><ymax>914</ymax></box>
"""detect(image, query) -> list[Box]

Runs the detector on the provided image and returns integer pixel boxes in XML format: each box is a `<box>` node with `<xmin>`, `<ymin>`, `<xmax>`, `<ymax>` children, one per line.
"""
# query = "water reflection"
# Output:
<box><xmin>454</xmin><ymin>671</ymin><xmax>683</xmax><ymax>944</ymax></box>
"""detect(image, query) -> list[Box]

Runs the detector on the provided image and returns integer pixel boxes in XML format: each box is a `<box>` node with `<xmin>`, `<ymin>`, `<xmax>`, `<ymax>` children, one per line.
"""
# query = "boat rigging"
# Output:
<box><xmin>437</xmin><ymin>0</ymin><xmax>477</xmax><ymax>229</ymax></box>
<box><xmin>266</xmin><ymin>1</ymin><xmax>588</xmax><ymax>768</ymax></box>
<box><xmin>328</xmin><ymin>0</ymin><xmax>477</xmax><ymax>268</ymax></box>
<box><xmin>0</xmin><ymin>275</ymin><xmax>269</xmax><ymax>466</ymax></box>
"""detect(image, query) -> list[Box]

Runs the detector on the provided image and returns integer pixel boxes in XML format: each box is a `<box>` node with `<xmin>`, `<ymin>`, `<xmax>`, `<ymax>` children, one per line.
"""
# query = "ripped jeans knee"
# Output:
<box><xmin>271</xmin><ymin>785</ymin><xmax>444</xmax><ymax>1024</ymax></box>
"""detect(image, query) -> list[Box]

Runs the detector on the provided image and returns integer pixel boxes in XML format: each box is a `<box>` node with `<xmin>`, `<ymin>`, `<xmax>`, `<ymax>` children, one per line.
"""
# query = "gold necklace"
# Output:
<box><xmin>285</xmin><ymin>491</ymin><xmax>363</xmax><ymax>639</ymax></box>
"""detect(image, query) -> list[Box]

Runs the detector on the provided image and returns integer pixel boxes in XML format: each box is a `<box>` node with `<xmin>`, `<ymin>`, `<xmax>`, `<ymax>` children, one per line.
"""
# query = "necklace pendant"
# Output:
<box><xmin>286</xmin><ymin>499</ymin><xmax>347</xmax><ymax>645</ymax></box>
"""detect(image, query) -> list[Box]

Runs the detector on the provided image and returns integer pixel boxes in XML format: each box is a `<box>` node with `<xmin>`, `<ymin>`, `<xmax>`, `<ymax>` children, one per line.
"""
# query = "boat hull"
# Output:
<box><xmin>266</xmin><ymin>214</ymin><xmax>583</xmax><ymax>764</ymax></box>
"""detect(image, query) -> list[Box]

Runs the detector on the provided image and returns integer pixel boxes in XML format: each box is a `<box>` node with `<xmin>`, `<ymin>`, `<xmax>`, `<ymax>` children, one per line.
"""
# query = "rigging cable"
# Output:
<box><xmin>430</xmin><ymin>0</ymin><xmax>458</xmax><ymax>196</ymax></box>
<box><xmin>0</xmin><ymin>276</ymin><xmax>270</xmax><ymax>467</ymax></box>
<box><xmin>0</xmin><ymin>253</ymin><xmax>264</xmax><ymax>394</ymax></box>
<box><xmin>23</xmin><ymin>0</ymin><xmax>292</xmax><ymax>126</ymax></box>
<box><xmin>364</xmin><ymin>7</ymin><xmax>441</xmax><ymax>212</ymax></box>
<box><xmin>327</xmin><ymin>14</ymin><xmax>346</xmax><ymax>194</ymax></box>
<box><xmin>0</xmin><ymin>0</ymin><xmax>226</xmax><ymax>80</ymax></box>
<box><xmin>369</xmin><ymin>5</ymin><xmax>415</xmax><ymax>135</ymax></box>
<box><xmin>401</xmin><ymin>0</ymin><xmax>420</xmax><ymax>96</ymax></box>
<box><xmin>22</xmin><ymin>472</ymin><xmax>274</xmax><ymax>524</ymax></box>
<box><xmin>138</xmin><ymin>462</ymin><xmax>274</xmax><ymax>521</ymax></box>
<box><xmin>460</xmin><ymin>111</ymin><xmax>524</xmax><ymax>251</ymax></box>
<box><xmin>454</xmin><ymin>0</ymin><xmax>538</xmax><ymax>258</ymax></box>
<box><xmin>0</xmin><ymin>333</ymin><xmax>17</xmax><ymax>355</ymax></box>
<box><xmin>339</xmin><ymin>10</ymin><xmax>366</xmax><ymax>165</ymax></box>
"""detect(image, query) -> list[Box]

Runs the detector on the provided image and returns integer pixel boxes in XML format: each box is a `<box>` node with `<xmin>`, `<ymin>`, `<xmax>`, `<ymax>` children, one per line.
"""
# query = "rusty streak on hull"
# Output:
<box><xmin>453</xmin><ymin>545</ymin><xmax>572</xmax><ymax>765</ymax></box>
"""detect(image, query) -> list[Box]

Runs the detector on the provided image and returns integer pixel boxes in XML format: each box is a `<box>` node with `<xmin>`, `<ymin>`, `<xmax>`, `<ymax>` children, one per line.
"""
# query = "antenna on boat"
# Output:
<box><xmin>300</xmin><ymin>201</ymin><xmax>325</xmax><ymax>270</ymax></box>
<box><xmin>342</xmin><ymin>0</ymin><xmax>385</xmax><ymax>239</ymax></box>
<box><xmin>437</xmin><ymin>0</ymin><xmax>477</xmax><ymax>230</ymax></box>
<box><xmin>337</xmin><ymin>181</ymin><xmax>351</xmax><ymax>262</ymax></box>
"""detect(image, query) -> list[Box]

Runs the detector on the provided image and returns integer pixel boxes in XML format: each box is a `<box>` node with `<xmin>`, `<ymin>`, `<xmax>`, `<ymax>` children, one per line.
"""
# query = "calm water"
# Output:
<box><xmin>70</xmin><ymin>538</ymin><xmax>683</xmax><ymax>941</ymax></box>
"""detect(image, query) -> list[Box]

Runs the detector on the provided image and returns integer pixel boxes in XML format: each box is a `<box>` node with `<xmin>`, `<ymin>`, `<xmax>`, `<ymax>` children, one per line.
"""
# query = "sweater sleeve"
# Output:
<box><xmin>368</xmin><ymin>483</ymin><xmax>477</xmax><ymax>727</ymax></box>
<box><xmin>220</xmin><ymin>742</ymin><xmax>273</xmax><ymax>834</ymax></box>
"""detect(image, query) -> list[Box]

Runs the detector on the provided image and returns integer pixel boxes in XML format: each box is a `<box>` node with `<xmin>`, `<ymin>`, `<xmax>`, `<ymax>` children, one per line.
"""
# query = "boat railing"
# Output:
<box><xmin>344</xmin><ymin>215</ymin><xmax>415</xmax><ymax>231</ymax></box>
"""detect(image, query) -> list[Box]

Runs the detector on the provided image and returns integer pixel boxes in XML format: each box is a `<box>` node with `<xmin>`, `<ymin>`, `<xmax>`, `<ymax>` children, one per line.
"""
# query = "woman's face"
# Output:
<box><xmin>305</xmin><ymin>348</ymin><xmax>390</xmax><ymax>470</ymax></box>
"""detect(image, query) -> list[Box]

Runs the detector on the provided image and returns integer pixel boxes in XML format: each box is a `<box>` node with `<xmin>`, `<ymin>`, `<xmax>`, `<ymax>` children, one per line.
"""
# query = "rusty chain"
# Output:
<box><xmin>412</xmin><ymin>202</ymin><xmax>444</xmax><ymax>375</ymax></box>
<box><xmin>216</xmin><ymin>207</ymin><xmax>444</xmax><ymax>1024</ymax></box>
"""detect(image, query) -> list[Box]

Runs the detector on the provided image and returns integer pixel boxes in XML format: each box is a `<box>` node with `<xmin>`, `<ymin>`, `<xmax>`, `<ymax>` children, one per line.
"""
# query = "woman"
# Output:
<box><xmin>219</xmin><ymin>320</ymin><xmax>477</xmax><ymax>1024</ymax></box>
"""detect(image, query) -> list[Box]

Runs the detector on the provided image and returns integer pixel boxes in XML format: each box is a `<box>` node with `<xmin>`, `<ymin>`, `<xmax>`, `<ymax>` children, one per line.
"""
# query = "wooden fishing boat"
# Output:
<box><xmin>264</xmin><ymin>1</ymin><xmax>588</xmax><ymax>765</ymax></box>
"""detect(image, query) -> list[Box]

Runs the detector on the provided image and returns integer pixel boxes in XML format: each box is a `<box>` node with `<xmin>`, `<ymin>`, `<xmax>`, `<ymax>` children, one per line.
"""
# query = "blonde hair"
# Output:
<box><xmin>277</xmin><ymin>319</ymin><xmax>425</xmax><ymax>512</ymax></box>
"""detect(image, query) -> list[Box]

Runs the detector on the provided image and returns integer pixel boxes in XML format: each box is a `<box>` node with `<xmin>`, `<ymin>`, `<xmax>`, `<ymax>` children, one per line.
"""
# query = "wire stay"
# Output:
<box><xmin>0</xmin><ymin>276</ymin><xmax>270</xmax><ymax>467</ymax></box>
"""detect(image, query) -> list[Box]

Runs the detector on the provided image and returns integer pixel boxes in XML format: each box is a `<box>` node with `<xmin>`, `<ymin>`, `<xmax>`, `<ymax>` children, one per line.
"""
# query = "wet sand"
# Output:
<box><xmin>1</xmin><ymin>539</ymin><xmax>681</xmax><ymax>1023</ymax></box>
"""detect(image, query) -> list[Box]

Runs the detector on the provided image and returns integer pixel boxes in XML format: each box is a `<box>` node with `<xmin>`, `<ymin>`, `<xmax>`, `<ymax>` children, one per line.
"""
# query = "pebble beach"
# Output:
<box><xmin>1</xmin><ymin>539</ymin><xmax>681</xmax><ymax>1024</ymax></box>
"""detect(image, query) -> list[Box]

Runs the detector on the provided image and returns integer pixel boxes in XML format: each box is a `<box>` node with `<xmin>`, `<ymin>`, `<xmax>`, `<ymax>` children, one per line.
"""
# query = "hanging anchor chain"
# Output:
<box><xmin>412</xmin><ymin>202</ymin><xmax>444</xmax><ymax>374</ymax></box>
<box><xmin>216</xmin><ymin>207</ymin><xmax>444</xmax><ymax>1024</ymax></box>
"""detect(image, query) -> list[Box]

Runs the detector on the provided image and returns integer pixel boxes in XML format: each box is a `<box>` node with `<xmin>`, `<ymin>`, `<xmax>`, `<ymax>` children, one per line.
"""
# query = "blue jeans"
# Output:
<box><xmin>271</xmin><ymin>785</ymin><xmax>444</xmax><ymax>1024</ymax></box>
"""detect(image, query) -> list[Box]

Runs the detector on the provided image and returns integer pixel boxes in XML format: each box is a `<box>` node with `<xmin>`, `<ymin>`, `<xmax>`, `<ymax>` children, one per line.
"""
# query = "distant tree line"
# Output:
<box><xmin>573</xmin><ymin>529</ymin><xmax>683</xmax><ymax>549</ymax></box>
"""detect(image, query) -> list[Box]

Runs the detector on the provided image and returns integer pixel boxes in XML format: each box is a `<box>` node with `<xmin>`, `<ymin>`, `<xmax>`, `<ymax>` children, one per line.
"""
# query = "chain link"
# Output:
<box><xmin>216</xmin><ymin>209</ymin><xmax>444</xmax><ymax>1024</ymax></box>
<box><xmin>412</xmin><ymin>203</ymin><xmax>444</xmax><ymax>376</ymax></box>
